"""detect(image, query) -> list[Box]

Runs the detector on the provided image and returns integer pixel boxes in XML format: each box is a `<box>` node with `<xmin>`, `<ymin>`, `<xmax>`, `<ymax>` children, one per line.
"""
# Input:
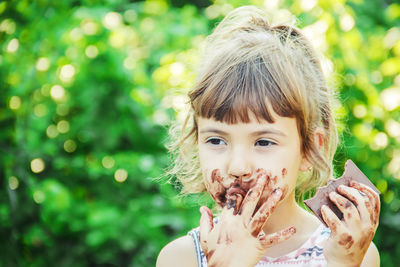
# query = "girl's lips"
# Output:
<box><xmin>227</xmin><ymin>187</ymin><xmax>246</xmax><ymax>197</ymax></box>
<box><xmin>226</xmin><ymin>187</ymin><xmax>246</xmax><ymax>215</ymax></box>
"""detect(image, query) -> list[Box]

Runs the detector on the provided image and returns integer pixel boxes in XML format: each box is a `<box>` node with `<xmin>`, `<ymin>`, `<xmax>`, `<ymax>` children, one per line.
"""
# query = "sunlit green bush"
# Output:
<box><xmin>1</xmin><ymin>0</ymin><xmax>399</xmax><ymax>266</ymax></box>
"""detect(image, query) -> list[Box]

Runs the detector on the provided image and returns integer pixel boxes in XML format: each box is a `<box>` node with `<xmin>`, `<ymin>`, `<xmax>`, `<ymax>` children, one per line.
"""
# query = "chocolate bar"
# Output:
<box><xmin>303</xmin><ymin>160</ymin><xmax>380</xmax><ymax>226</ymax></box>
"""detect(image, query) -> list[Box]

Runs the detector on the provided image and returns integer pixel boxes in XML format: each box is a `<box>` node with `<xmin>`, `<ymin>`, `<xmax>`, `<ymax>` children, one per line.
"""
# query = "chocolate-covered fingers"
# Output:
<box><xmin>321</xmin><ymin>204</ymin><xmax>343</xmax><ymax>234</ymax></box>
<box><xmin>337</xmin><ymin>185</ymin><xmax>370</xmax><ymax>222</ymax></box>
<box><xmin>199</xmin><ymin>206</ymin><xmax>214</xmax><ymax>252</ymax></box>
<box><xmin>328</xmin><ymin>191</ymin><xmax>360</xmax><ymax>225</ymax></box>
<box><xmin>240</xmin><ymin>174</ymin><xmax>267</xmax><ymax>223</ymax></box>
<box><xmin>258</xmin><ymin>226</ymin><xmax>296</xmax><ymax>249</ymax></box>
<box><xmin>349</xmin><ymin>181</ymin><xmax>380</xmax><ymax>225</ymax></box>
<box><xmin>226</xmin><ymin>193</ymin><xmax>244</xmax><ymax>215</ymax></box>
<box><xmin>350</xmin><ymin>181</ymin><xmax>379</xmax><ymax>203</ymax></box>
<box><xmin>249</xmin><ymin>188</ymin><xmax>282</xmax><ymax>237</ymax></box>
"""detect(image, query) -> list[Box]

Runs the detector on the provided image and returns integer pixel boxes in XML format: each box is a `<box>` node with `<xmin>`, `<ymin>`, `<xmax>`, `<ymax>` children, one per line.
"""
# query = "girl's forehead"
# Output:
<box><xmin>198</xmin><ymin>108</ymin><xmax>278</xmax><ymax>126</ymax></box>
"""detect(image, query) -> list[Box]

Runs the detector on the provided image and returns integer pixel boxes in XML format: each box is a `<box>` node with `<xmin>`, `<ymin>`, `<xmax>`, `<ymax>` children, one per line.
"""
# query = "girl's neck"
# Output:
<box><xmin>261</xmin><ymin>190</ymin><xmax>321</xmax><ymax>258</ymax></box>
<box><xmin>262</xmin><ymin>190</ymin><xmax>320</xmax><ymax>235</ymax></box>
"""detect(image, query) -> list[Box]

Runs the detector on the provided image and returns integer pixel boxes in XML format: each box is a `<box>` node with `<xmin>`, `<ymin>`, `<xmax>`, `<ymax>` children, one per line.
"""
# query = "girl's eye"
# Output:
<box><xmin>255</xmin><ymin>139</ymin><xmax>275</xmax><ymax>147</ymax></box>
<box><xmin>206</xmin><ymin>138</ymin><xmax>227</xmax><ymax>146</ymax></box>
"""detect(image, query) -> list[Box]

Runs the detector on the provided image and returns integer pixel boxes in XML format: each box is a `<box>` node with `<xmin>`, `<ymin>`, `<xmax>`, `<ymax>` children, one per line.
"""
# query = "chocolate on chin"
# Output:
<box><xmin>303</xmin><ymin>160</ymin><xmax>380</xmax><ymax>227</ymax></box>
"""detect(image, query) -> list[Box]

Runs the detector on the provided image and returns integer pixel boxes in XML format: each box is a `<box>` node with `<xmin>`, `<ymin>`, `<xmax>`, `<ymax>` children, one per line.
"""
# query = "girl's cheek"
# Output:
<box><xmin>203</xmin><ymin>169</ymin><xmax>228</xmax><ymax>206</ymax></box>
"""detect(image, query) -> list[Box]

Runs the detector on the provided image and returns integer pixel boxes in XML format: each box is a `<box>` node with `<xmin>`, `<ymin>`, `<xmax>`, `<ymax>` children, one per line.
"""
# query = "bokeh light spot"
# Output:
<box><xmin>34</xmin><ymin>104</ymin><xmax>48</xmax><ymax>117</ymax></box>
<box><xmin>85</xmin><ymin>45</ymin><xmax>98</xmax><ymax>58</ymax></box>
<box><xmin>33</xmin><ymin>190</ymin><xmax>45</xmax><ymax>204</ymax></box>
<box><xmin>172</xmin><ymin>95</ymin><xmax>187</xmax><ymax>111</ymax></box>
<box><xmin>302</xmin><ymin>20</ymin><xmax>328</xmax><ymax>52</ymax></box>
<box><xmin>300</xmin><ymin>0</ymin><xmax>317</xmax><ymax>11</ymax></box>
<box><xmin>33</xmin><ymin>104</ymin><xmax>47</xmax><ymax>117</ymax></box>
<box><xmin>109</xmin><ymin>31</ymin><xmax>125</xmax><ymax>48</ymax></box>
<box><xmin>123</xmin><ymin>57</ymin><xmax>136</xmax><ymax>69</ymax></box>
<box><xmin>388</xmin><ymin>150</ymin><xmax>400</xmax><ymax>179</ymax></box>
<box><xmin>9</xmin><ymin>176</ymin><xmax>19</xmax><ymax>190</ymax></box>
<box><xmin>36</xmin><ymin>57</ymin><xmax>50</xmax><ymax>71</ymax></box>
<box><xmin>205</xmin><ymin>5</ymin><xmax>220</xmax><ymax>19</ymax></box>
<box><xmin>386</xmin><ymin>3</ymin><xmax>400</xmax><ymax>21</ymax></box>
<box><xmin>139</xmin><ymin>155</ymin><xmax>154</xmax><ymax>172</ymax></box>
<box><xmin>380</xmin><ymin>58</ymin><xmax>400</xmax><ymax>76</ymax></box>
<box><xmin>124</xmin><ymin>9</ymin><xmax>137</xmax><ymax>23</ymax></box>
<box><xmin>102</xmin><ymin>156</ymin><xmax>115</xmax><ymax>169</ymax></box>
<box><xmin>46</xmin><ymin>124</ymin><xmax>59</xmax><ymax>138</ymax></box>
<box><xmin>7</xmin><ymin>38</ymin><xmax>19</xmax><ymax>53</ymax></box>
<box><xmin>140</xmin><ymin>17</ymin><xmax>155</xmax><ymax>32</ymax></box>
<box><xmin>264</xmin><ymin>0</ymin><xmax>280</xmax><ymax>10</ymax></box>
<box><xmin>381</xmin><ymin>87</ymin><xmax>400</xmax><ymax>111</ymax></box>
<box><xmin>69</xmin><ymin>27</ymin><xmax>83</xmax><ymax>41</ymax></box>
<box><xmin>353</xmin><ymin>104</ymin><xmax>367</xmax><ymax>118</ymax></box>
<box><xmin>152</xmin><ymin>109</ymin><xmax>169</xmax><ymax>125</ymax></box>
<box><xmin>50</xmin><ymin>85</ymin><xmax>65</xmax><ymax>101</ymax></box>
<box><xmin>81</xmin><ymin>20</ymin><xmax>98</xmax><ymax>35</ymax></box>
<box><xmin>9</xmin><ymin>96</ymin><xmax>21</xmax><ymax>110</ymax></box>
<box><xmin>143</xmin><ymin>0</ymin><xmax>168</xmax><ymax>15</ymax></box>
<box><xmin>114</xmin><ymin>169</ymin><xmax>128</xmax><ymax>183</ymax></box>
<box><xmin>340</xmin><ymin>14</ymin><xmax>355</xmax><ymax>32</ymax></box>
<box><xmin>377</xmin><ymin>179</ymin><xmax>388</xmax><ymax>193</ymax></box>
<box><xmin>384</xmin><ymin>190</ymin><xmax>394</xmax><ymax>204</ymax></box>
<box><xmin>57</xmin><ymin>120</ymin><xmax>70</xmax><ymax>134</ymax></box>
<box><xmin>170</xmin><ymin>62</ymin><xmax>184</xmax><ymax>75</ymax></box>
<box><xmin>386</xmin><ymin>119</ymin><xmax>400</xmax><ymax>137</ymax></box>
<box><xmin>344</xmin><ymin>73</ymin><xmax>356</xmax><ymax>86</ymax></box>
<box><xmin>371</xmin><ymin>132</ymin><xmax>388</xmax><ymax>150</ymax></box>
<box><xmin>59</xmin><ymin>64</ymin><xmax>76</xmax><ymax>82</ymax></box>
<box><xmin>56</xmin><ymin>104</ymin><xmax>69</xmax><ymax>116</ymax></box>
<box><xmin>0</xmin><ymin>18</ymin><xmax>16</xmax><ymax>34</ymax></box>
<box><xmin>103</xmin><ymin>12</ymin><xmax>122</xmax><ymax>30</ymax></box>
<box><xmin>40</xmin><ymin>84</ymin><xmax>51</xmax><ymax>97</ymax></box>
<box><xmin>370</xmin><ymin>71</ymin><xmax>382</xmax><ymax>84</ymax></box>
<box><xmin>64</xmin><ymin>139</ymin><xmax>77</xmax><ymax>153</ymax></box>
<box><xmin>6</xmin><ymin>70</ymin><xmax>18</xmax><ymax>85</ymax></box>
<box><xmin>383</xmin><ymin>27</ymin><xmax>400</xmax><ymax>49</ymax></box>
<box><xmin>31</xmin><ymin>158</ymin><xmax>45</xmax><ymax>173</ymax></box>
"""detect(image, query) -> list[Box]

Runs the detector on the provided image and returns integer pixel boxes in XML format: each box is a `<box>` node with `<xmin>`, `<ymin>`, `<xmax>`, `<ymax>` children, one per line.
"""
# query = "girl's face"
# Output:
<box><xmin>197</xmin><ymin>110</ymin><xmax>309</xmax><ymax>209</ymax></box>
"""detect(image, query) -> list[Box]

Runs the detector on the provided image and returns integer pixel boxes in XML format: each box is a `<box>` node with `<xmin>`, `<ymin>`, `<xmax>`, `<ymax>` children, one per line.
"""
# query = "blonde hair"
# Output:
<box><xmin>166</xmin><ymin>6</ymin><xmax>338</xmax><ymax>201</ymax></box>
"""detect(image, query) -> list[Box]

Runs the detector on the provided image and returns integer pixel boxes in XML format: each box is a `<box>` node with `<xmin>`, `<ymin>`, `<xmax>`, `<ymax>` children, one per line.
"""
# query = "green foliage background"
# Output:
<box><xmin>1</xmin><ymin>0</ymin><xmax>399</xmax><ymax>266</ymax></box>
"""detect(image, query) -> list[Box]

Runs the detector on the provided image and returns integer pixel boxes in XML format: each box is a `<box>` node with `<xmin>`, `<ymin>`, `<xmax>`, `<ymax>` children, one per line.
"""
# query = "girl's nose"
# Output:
<box><xmin>227</xmin><ymin>149</ymin><xmax>252</xmax><ymax>180</ymax></box>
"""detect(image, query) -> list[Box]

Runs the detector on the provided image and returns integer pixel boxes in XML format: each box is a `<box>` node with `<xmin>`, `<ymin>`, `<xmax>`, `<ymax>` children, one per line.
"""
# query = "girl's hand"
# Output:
<box><xmin>322</xmin><ymin>181</ymin><xmax>380</xmax><ymax>267</ymax></box>
<box><xmin>199</xmin><ymin>173</ymin><xmax>296</xmax><ymax>267</ymax></box>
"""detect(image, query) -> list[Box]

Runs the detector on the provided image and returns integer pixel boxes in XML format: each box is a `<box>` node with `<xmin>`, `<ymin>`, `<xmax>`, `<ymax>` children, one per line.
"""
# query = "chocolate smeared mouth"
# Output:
<box><xmin>212</xmin><ymin>175</ymin><xmax>255</xmax><ymax>207</ymax></box>
<box><xmin>216</xmin><ymin>192</ymin><xmax>227</xmax><ymax>204</ymax></box>
<box><xmin>226</xmin><ymin>188</ymin><xmax>246</xmax><ymax>215</ymax></box>
<box><xmin>215</xmin><ymin>187</ymin><xmax>247</xmax><ymax>210</ymax></box>
<box><xmin>224</xmin><ymin>179</ymin><xmax>256</xmax><ymax>214</ymax></box>
<box><xmin>208</xmin><ymin>168</ymin><xmax>288</xmax><ymax>213</ymax></box>
<box><xmin>227</xmin><ymin>187</ymin><xmax>246</xmax><ymax>197</ymax></box>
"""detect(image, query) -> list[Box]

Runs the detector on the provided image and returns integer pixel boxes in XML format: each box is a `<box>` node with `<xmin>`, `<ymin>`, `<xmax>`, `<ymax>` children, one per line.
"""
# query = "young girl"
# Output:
<box><xmin>157</xmin><ymin>6</ymin><xmax>380</xmax><ymax>267</ymax></box>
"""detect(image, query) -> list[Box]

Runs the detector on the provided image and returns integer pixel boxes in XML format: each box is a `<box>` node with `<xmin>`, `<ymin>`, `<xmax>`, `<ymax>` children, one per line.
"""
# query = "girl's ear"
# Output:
<box><xmin>314</xmin><ymin>128</ymin><xmax>325</xmax><ymax>148</ymax></box>
<box><xmin>299</xmin><ymin>128</ymin><xmax>325</xmax><ymax>172</ymax></box>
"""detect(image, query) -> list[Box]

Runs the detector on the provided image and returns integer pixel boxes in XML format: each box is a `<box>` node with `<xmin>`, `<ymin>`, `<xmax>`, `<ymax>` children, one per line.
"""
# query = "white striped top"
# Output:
<box><xmin>188</xmin><ymin>224</ymin><xmax>330</xmax><ymax>267</ymax></box>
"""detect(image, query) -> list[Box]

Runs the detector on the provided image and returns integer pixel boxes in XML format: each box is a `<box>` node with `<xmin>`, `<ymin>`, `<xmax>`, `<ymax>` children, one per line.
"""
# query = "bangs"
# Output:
<box><xmin>190</xmin><ymin>55</ymin><xmax>301</xmax><ymax>124</ymax></box>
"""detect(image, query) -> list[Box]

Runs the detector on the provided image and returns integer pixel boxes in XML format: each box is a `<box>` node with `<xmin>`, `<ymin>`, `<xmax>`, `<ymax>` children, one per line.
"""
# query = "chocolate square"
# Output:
<box><xmin>303</xmin><ymin>160</ymin><xmax>380</xmax><ymax>226</ymax></box>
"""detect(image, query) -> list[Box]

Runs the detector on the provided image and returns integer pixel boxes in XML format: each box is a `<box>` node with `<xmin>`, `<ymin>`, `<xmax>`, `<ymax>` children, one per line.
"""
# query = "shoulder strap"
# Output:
<box><xmin>188</xmin><ymin>228</ymin><xmax>205</xmax><ymax>267</ymax></box>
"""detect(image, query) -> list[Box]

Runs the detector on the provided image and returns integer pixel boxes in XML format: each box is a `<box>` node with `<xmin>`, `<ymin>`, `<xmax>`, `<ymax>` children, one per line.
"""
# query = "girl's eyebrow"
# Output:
<box><xmin>199</xmin><ymin>128</ymin><xmax>287</xmax><ymax>137</ymax></box>
<box><xmin>199</xmin><ymin>128</ymin><xmax>228</xmax><ymax>135</ymax></box>
<box><xmin>250</xmin><ymin>129</ymin><xmax>287</xmax><ymax>137</ymax></box>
